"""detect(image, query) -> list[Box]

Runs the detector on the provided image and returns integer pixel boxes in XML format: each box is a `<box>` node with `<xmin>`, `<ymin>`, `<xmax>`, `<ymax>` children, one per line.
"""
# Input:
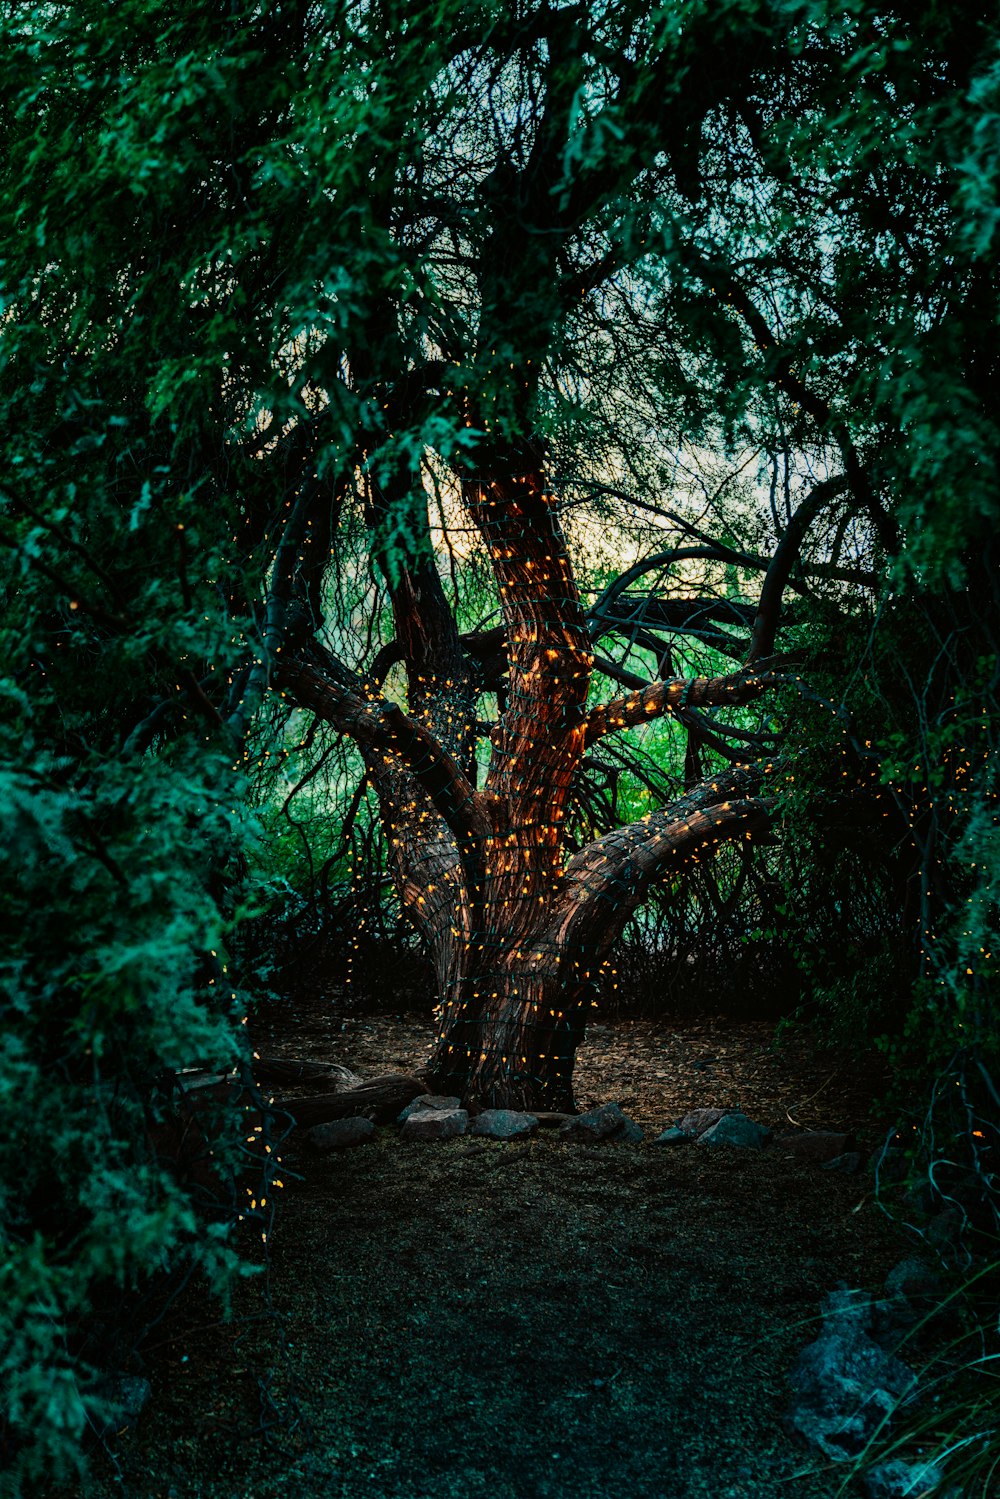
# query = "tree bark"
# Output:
<box><xmin>279</xmin><ymin>461</ymin><xmax>782</xmax><ymax>1112</ymax></box>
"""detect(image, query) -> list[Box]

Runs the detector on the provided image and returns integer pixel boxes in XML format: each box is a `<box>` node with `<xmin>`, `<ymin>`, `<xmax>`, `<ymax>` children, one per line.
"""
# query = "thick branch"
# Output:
<box><xmin>465</xmin><ymin>468</ymin><xmax>593</xmax><ymax>820</ymax></box>
<box><xmin>361</xmin><ymin>755</ymin><xmax>469</xmax><ymax>992</ymax></box>
<box><xmin>278</xmin><ymin>647</ymin><xmax>488</xmax><ymax>855</ymax></box>
<box><xmin>547</xmin><ymin>770</ymin><xmax>773</xmax><ymax>963</ymax></box>
<box><xmin>747</xmin><ymin>475</ymin><xmax>851</xmax><ymax>661</ymax></box>
<box><xmin>583</xmin><ymin>662</ymin><xmax>780</xmax><ymax>748</ymax></box>
<box><xmin>366</xmin><ymin>471</ymin><xmax>476</xmax><ymax>767</ymax></box>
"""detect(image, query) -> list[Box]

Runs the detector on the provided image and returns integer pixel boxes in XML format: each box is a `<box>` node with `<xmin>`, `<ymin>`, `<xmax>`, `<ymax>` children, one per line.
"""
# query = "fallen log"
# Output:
<box><xmin>252</xmin><ymin>1057</ymin><xmax>361</xmax><ymax>1089</ymax></box>
<box><xmin>278</xmin><ymin>1073</ymin><xmax>428</xmax><ymax>1128</ymax></box>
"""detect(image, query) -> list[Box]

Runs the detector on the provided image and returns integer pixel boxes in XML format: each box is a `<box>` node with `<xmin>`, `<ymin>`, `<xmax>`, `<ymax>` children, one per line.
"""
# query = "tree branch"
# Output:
<box><xmin>583</xmin><ymin>661</ymin><xmax>781</xmax><ymax>748</ymax></box>
<box><xmin>747</xmin><ymin>474</ymin><xmax>852</xmax><ymax>661</ymax></box>
<box><xmin>546</xmin><ymin>769</ymin><xmax>774</xmax><ymax>964</ymax></box>
<box><xmin>685</xmin><ymin>251</ymin><xmax>900</xmax><ymax>554</ymax></box>
<box><xmin>277</xmin><ymin>645</ymin><xmax>489</xmax><ymax>858</ymax></box>
<box><xmin>464</xmin><ymin>467</ymin><xmax>593</xmax><ymax>820</ymax></box>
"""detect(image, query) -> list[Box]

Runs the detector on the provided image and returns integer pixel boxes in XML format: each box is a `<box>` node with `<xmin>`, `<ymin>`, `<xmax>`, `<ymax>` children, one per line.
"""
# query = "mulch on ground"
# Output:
<box><xmin>254</xmin><ymin>998</ymin><xmax>895</xmax><ymax>1140</ymax></box>
<box><xmin>80</xmin><ymin>1008</ymin><xmax>906</xmax><ymax>1499</ymax></box>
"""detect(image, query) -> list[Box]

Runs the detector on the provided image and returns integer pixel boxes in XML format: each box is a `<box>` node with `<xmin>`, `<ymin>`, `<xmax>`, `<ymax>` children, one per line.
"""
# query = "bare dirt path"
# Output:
<box><xmin>82</xmin><ymin>1014</ymin><xmax>904</xmax><ymax>1499</ymax></box>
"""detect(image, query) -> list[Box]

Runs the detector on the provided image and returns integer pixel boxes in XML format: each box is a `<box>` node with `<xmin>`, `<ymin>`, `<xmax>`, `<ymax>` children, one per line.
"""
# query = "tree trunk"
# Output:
<box><xmin>281</xmin><ymin>462</ymin><xmax>777</xmax><ymax>1113</ymax></box>
<box><xmin>423</xmin><ymin>773</ymin><xmax>771</xmax><ymax>1112</ymax></box>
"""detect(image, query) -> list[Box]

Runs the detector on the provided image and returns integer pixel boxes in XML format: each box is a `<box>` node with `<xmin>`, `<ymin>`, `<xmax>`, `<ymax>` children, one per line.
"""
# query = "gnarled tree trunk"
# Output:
<box><xmin>282</xmin><ymin>458</ymin><xmax>778</xmax><ymax>1111</ymax></box>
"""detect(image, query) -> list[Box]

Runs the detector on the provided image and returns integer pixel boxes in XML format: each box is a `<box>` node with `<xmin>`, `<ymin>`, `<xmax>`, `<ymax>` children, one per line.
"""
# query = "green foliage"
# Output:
<box><xmin>0</xmin><ymin>711</ymin><xmax>257</xmax><ymax>1493</ymax></box>
<box><xmin>1</xmin><ymin>0</ymin><xmax>999</xmax><ymax>1488</ymax></box>
<box><xmin>0</xmin><ymin>4</ymin><xmax>278</xmax><ymax>1488</ymax></box>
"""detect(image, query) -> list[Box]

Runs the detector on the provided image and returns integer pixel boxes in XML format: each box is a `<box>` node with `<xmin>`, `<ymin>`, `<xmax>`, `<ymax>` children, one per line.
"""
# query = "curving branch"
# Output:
<box><xmin>545</xmin><ymin>768</ymin><xmax>774</xmax><ymax>965</ymax></box>
<box><xmin>277</xmin><ymin>645</ymin><xmax>489</xmax><ymax>857</ymax></box>
<box><xmin>579</xmin><ymin>485</ymin><xmax>879</xmax><ymax>589</ymax></box>
<box><xmin>747</xmin><ymin>474</ymin><xmax>852</xmax><ymax>661</ymax></box>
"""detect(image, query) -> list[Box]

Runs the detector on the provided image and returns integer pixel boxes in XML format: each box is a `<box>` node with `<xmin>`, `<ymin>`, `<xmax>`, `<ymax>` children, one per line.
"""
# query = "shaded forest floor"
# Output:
<box><xmin>82</xmin><ymin>1006</ymin><xmax>911</xmax><ymax>1499</ymax></box>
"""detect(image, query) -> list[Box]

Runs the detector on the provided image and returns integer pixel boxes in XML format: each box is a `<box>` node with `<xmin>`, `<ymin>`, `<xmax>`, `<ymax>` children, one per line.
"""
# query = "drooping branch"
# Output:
<box><xmin>277</xmin><ymin>645</ymin><xmax>489</xmax><ymax>857</ymax></box>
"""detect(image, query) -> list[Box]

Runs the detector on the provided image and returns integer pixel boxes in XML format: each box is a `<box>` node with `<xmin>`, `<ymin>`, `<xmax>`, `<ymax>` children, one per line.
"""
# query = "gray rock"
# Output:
<box><xmin>306</xmin><ymin>1116</ymin><xmax>376</xmax><ymax>1151</ymax></box>
<box><xmin>653</xmin><ymin>1126</ymin><xmax>692</xmax><ymax>1146</ymax></box>
<box><xmin>780</xmin><ymin>1130</ymin><xmax>856</xmax><ymax>1164</ymax></box>
<box><xmin>398</xmin><ymin>1093</ymin><xmax>461</xmax><ymax>1124</ymax></box>
<box><xmin>558</xmin><ymin>1102</ymin><xmax>641</xmax><ymax>1142</ymax></box>
<box><xmin>884</xmin><ymin>1257</ymin><xmax>941</xmax><ymax>1303</ymax></box>
<box><xmin>471</xmin><ymin>1109</ymin><xmax>538</xmax><ymax>1139</ymax></box>
<box><xmin>901</xmin><ymin>1180</ymin><xmax>938</xmax><ymax>1217</ymax></box>
<box><xmin>700</xmin><ymin>1113</ymin><xmax>771</xmax><ymax>1149</ymax></box>
<box><xmin>617</xmin><ymin>1117</ymin><xmax>645</xmax><ymax>1143</ymax></box>
<box><xmin>862</xmin><ymin>1458</ymin><xmax>949</xmax><ymax>1498</ymax></box>
<box><xmin>822</xmin><ymin>1151</ymin><xmax>863</xmax><ymax>1175</ymax></box>
<box><xmin>401</xmin><ymin>1107</ymin><xmax>468</xmax><ymax>1141</ymax></box>
<box><xmin>925</xmin><ymin>1208</ymin><xmax>965</xmax><ymax>1254</ymax></box>
<box><xmin>113</xmin><ymin>1374</ymin><xmax>151</xmax><ymax>1425</ymax></box>
<box><xmin>875</xmin><ymin>1257</ymin><xmax>947</xmax><ymax>1348</ymax></box>
<box><xmin>678</xmin><ymin>1106</ymin><xmax>733</xmax><ymax>1138</ymax></box>
<box><xmin>786</xmin><ymin>1286</ymin><xmax>917</xmax><ymax>1462</ymax></box>
<box><xmin>93</xmin><ymin>1373</ymin><xmax>151</xmax><ymax>1434</ymax></box>
<box><xmin>868</xmin><ymin>1143</ymin><xmax>911</xmax><ymax>1184</ymax></box>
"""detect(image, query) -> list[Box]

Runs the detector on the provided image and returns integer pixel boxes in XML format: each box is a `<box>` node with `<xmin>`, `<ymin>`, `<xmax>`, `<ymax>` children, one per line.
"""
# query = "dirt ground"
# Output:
<box><xmin>81</xmin><ymin>1008</ymin><xmax>909</xmax><ymax>1499</ymax></box>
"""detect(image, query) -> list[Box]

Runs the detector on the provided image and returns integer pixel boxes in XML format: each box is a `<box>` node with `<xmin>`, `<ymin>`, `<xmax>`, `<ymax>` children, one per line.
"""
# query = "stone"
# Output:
<box><xmin>699</xmin><ymin>1113</ymin><xmax>772</xmax><ymax>1149</ymax></box>
<box><xmin>678</xmin><ymin>1106</ymin><xmax>733</xmax><ymax>1138</ymax></box>
<box><xmin>558</xmin><ymin>1102</ymin><xmax>640</xmax><ymax>1142</ymax></box>
<box><xmin>306</xmin><ymin>1116</ymin><xmax>376</xmax><ymax>1151</ymax></box>
<box><xmin>901</xmin><ymin>1180</ymin><xmax>938</xmax><ymax>1217</ymax></box>
<box><xmin>780</xmin><ymin>1130</ymin><xmax>856</xmax><ymax>1164</ymax></box>
<box><xmin>924</xmin><ymin>1208</ymin><xmax>965</xmax><ymax>1255</ymax></box>
<box><xmin>398</xmin><ymin>1094</ymin><xmax>461</xmax><ymax>1124</ymax></box>
<box><xmin>93</xmin><ymin>1373</ymin><xmax>152</xmax><ymax>1435</ymax></box>
<box><xmin>401</xmin><ymin>1107</ymin><xmax>468</xmax><ymax>1141</ymax></box>
<box><xmin>821</xmin><ymin>1151</ymin><xmax>863</xmax><ymax>1175</ymax></box>
<box><xmin>862</xmin><ymin>1458</ymin><xmax>949</xmax><ymax>1498</ymax></box>
<box><xmin>874</xmin><ymin>1257</ymin><xmax>946</xmax><ymax>1347</ymax></box>
<box><xmin>786</xmin><ymin>1286</ymin><xmax>917</xmax><ymax>1462</ymax></box>
<box><xmin>617</xmin><ymin>1117</ymin><xmax>645</xmax><ymax>1143</ymax></box>
<box><xmin>868</xmin><ymin>1144</ymin><xmax>911</xmax><ymax>1184</ymax></box>
<box><xmin>116</xmin><ymin>1374</ymin><xmax>151</xmax><ymax>1424</ymax></box>
<box><xmin>884</xmin><ymin>1256</ymin><xmax>941</xmax><ymax>1303</ymax></box>
<box><xmin>653</xmin><ymin>1126</ymin><xmax>692</xmax><ymax>1146</ymax></box>
<box><xmin>471</xmin><ymin>1110</ymin><xmax>538</xmax><ymax>1140</ymax></box>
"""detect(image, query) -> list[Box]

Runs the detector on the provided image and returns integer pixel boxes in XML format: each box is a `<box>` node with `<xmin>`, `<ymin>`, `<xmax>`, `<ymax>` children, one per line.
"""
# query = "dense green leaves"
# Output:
<box><xmin>2</xmin><ymin>0</ymin><xmax>999</xmax><ymax>1487</ymax></box>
